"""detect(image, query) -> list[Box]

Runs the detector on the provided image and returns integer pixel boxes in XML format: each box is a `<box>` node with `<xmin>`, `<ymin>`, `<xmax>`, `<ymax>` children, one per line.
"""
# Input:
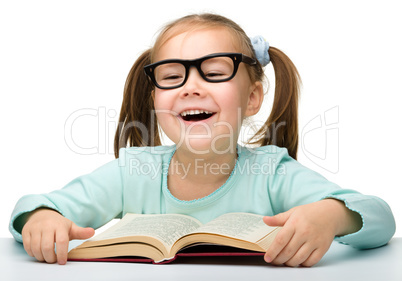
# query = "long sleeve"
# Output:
<box><xmin>267</xmin><ymin>147</ymin><xmax>396</xmax><ymax>249</ymax></box>
<box><xmin>9</xmin><ymin>157</ymin><xmax>125</xmax><ymax>243</ymax></box>
<box><xmin>322</xmin><ymin>191</ymin><xmax>395</xmax><ymax>249</ymax></box>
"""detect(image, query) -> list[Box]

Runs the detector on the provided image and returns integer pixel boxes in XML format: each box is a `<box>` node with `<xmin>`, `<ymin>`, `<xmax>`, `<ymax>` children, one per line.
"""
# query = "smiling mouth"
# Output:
<box><xmin>179</xmin><ymin>111</ymin><xmax>216</xmax><ymax>122</ymax></box>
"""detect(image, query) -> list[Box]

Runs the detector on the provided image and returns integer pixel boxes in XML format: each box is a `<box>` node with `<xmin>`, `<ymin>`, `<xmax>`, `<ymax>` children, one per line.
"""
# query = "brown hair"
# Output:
<box><xmin>114</xmin><ymin>13</ymin><xmax>301</xmax><ymax>159</ymax></box>
<box><xmin>247</xmin><ymin>47</ymin><xmax>301</xmax><ymax>159</ymax></box>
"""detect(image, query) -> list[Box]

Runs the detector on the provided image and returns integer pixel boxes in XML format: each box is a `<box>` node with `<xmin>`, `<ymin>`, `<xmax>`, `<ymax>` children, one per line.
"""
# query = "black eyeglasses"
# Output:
<box><xmin>144</xmin><ymin>53</ymin><xmax>256</xmax><ymax>90</ymax></box>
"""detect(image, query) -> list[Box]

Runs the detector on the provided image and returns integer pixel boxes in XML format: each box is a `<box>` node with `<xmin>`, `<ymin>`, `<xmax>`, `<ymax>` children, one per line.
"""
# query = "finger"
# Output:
<box><xmin>301</xmin><ymin>245</ymin><xmax>329</xmax><ymax>267</ymax></box>
<box><xmin>41</xmin><ymin>231</ymin><xmax>57</xmax><ymax>263</ymax></box>
<box><xmin>56</xmin><ymin>228</ymin><xmax>69</xmax><ymax>265</ymax></box>
<box><xmin>30</xmin><ymin>232</ymin><xmax>44</xmax><ymax>262</ymax></box>
<box><xmin>271</xmin><ymin>235</ymin><xmax>307</xmax><ymax>266</ymax></box>
<box><xmin>69</xmin><ymin>224</ymin><xmax>95</xmax><ymax>240</ymax></box>
<box><xmin>263</xmin><ymin>211</ymin><xmax>292</xmax><ymax>227</ymax></box>
<box><xmin>22</xmin><ymin>230</ymin><xmax>33</xmax><ymax>257</ymax></box>
<box><xmin>264</xmin><ymin>226</ymin><xmax>295</xmax><ymax>263</ymax></box>
<box><xmin>284</xmin><ymin>243</ymin><xmax>315</xmax><ymax>267</ymax></box>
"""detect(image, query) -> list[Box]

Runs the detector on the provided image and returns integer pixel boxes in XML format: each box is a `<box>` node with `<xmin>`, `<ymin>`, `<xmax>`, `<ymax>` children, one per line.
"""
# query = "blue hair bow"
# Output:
<box><xmin>250</xmin><ymin>36</ymin><xmax>270</xmax><ymax>66</ymax></box>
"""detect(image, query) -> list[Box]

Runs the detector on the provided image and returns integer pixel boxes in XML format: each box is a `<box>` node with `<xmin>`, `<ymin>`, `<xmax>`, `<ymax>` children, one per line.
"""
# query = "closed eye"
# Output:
<box><xmin>205</xmin><ymin>72</ymin><xmax>224</xmax><ymax>78</ymax></box>
<box><xmin>163</xmin><ymin>75</ymin><xmax>183</xmax><ymax>80</ymax></box>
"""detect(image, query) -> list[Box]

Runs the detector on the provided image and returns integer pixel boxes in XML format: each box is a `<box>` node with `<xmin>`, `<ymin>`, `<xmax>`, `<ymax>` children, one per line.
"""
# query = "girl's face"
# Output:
<box><xmin>153</xmin><ymin>28</ymin><xmax>262</xmax><ymax>155</ymax></box>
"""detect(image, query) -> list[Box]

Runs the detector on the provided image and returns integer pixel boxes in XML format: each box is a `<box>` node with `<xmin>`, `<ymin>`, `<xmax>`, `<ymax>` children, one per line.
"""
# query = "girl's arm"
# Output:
<box><xmin>264</xmin><ymin>147</ymin><xmax>395</xmax><ymax>266</ymax></box>
<box><xmin>9</xmin><ymin>156</ymin><xmax>125</xmax><ymax>243</ymax></box>
<box><xmin>9</xmin><ymin>156</ymin><xmax>124</xmax><ymax>253</ymax></box>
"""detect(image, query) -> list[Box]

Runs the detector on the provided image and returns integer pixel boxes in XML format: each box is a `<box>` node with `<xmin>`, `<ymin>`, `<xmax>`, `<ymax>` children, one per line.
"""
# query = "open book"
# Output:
<box><xmin>68</xmin><ymin>212</ymin><xmax>281</xmax><ymax>264</ymax></box>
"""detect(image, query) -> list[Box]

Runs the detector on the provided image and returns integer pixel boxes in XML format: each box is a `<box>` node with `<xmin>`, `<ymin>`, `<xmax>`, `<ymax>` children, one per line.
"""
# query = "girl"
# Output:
<box><xmin>9</xmin><ymin>13</ymin><xmax>395</xmax><ymax>267</ymax></box>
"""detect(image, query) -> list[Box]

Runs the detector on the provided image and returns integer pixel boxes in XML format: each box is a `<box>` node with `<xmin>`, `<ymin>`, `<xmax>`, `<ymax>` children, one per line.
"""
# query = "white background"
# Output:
<box><xmin>1</xmin><ymin>0</ymin><xmax>401</xmax><ymax>238</ymax></box>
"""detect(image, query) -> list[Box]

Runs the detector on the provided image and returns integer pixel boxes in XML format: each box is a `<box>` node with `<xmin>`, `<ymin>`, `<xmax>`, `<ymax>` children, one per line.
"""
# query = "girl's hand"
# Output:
<box><xmin>263</xmin><ymin>199</ymin><xmax>362</xmax><ymax>267</ymax></box>
<box><xmin>21</xmin><ymin>208</ymin><xmax>95</xmax><ymax>265</ymax></box>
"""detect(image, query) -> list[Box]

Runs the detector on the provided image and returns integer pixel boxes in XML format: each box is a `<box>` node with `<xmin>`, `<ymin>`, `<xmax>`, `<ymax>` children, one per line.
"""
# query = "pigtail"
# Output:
<box><xmin>113</xmin><ymin>49</ymin><xmax>161</xmax><ymax>158</ymax></box>
<box><xmin>248</xmin><ymin>47</ymin><xmax>301</xmax><ymax>160</ymax></box>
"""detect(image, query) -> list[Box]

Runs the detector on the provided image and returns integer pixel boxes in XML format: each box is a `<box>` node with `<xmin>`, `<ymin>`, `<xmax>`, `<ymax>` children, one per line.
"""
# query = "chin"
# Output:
<box><xmin>178</xmin><ymin>137</ymin><xmax>235</xmax><ymax>156</ymax></box>
<box><xmin>177</xmin><ymin>138</ymin><xmax>214</xmax><ymax>155</ymax></box>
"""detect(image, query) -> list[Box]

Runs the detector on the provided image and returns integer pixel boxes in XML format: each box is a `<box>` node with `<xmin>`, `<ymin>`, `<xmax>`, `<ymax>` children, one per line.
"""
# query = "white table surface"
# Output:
<box><xmin>1</xmin><ymin>237</ymin><xmax>401</xmax><ymax>281</ymax></box>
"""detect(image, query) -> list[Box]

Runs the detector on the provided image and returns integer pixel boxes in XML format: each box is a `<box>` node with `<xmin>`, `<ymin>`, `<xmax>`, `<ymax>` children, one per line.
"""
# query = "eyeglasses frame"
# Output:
<box><xmin>143</xmin><ymin>52</ymin><xmax>257</xmax><ymax>90</ymax></box>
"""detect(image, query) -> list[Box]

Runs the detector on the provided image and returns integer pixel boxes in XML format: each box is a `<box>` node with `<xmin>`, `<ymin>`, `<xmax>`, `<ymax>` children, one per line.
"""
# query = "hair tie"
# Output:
<box><xmin>250</xmin><ymin>36</ymin><xmax>270</xmax><ymax>66</ymax></box>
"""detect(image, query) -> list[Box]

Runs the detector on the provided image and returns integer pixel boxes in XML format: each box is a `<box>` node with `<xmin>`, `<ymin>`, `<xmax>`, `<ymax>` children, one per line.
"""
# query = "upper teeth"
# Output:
<box><xmin>180</xmin><ymin>110</ymin><xmax>213</xmax><ymax>116</ymax></box>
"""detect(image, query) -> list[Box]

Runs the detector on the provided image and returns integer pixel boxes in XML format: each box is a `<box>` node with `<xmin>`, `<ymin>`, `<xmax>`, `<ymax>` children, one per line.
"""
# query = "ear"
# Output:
<box><xmin>244</xmin><ymin>81</ymin><xmax>264</xmax><ymax>117</ymax></box>
<box><xmin>151</xmin><ymin>90</ymin><xmax>155</xmax><ymax>102</ymax></box>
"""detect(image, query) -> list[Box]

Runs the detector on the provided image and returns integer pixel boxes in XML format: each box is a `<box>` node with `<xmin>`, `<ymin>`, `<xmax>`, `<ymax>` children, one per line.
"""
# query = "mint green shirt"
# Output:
<box><xmin>9</xmin><ymin>145</ymin><xmax>396</xmax><ymax>249</ymax></box>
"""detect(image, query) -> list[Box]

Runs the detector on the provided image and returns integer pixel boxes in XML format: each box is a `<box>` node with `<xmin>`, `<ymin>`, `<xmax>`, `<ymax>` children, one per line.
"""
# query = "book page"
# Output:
<box><xmin>91</xmin><ymin>213</ymin><xmax>202</xmax><ymax>248</ymax></box>
<box><xmin>190</xmin><ymin>213</ymin><xmax>278</xmax><ymax>243</ymax></box>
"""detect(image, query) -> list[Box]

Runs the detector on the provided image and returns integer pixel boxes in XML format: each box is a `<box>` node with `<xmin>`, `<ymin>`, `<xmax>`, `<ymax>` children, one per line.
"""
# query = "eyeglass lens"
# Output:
<box><xmin>154</xmin><ymin>56</ymin><xmax>234</xmax><ymax>88</ymax></box>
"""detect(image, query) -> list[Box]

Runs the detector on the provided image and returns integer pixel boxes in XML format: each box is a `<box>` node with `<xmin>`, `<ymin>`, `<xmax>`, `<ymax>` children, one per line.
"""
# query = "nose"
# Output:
<box><xmin>180</xmin><ymin>67</ymin><xmax>204</xmax><ymax>97</ymax></box>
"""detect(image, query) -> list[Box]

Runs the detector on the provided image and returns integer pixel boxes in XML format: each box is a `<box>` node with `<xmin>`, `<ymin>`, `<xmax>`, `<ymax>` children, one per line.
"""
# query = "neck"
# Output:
<box><xmin>167</xmin><ymin>144</ymin><xmax>238</xmax><ymax>200</ymax></box>
<box><xmin>171</xmin><ymin>146</ymin><xmax>237</xmax><ymax>183</ymax></box>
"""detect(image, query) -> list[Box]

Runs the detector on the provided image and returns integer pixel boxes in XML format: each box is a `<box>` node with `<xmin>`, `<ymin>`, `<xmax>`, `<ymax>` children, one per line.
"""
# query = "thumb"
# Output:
<box><xmin>69</xmin><ymin>223</ymin><xmax>95</xmax><ymax>240</ymax></box>
<box><xmin>263</xmin><ymin>210</ymin><xmax>292</xmax><ymax>227</ymax></box>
